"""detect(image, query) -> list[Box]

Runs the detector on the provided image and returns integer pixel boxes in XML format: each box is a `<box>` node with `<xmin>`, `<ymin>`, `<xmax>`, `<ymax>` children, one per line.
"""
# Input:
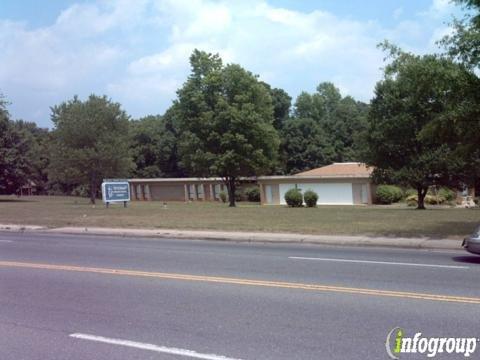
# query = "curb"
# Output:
<box><xmin>0</xmin><ymin>224</ymin><xmax>463</xmax><ymax>251</ymax></box>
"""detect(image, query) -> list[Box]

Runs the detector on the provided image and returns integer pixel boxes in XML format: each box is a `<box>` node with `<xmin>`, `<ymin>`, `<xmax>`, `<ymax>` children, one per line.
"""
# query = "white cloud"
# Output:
<box><xmin>0</xmin><ymin>0</ymin><xmax>461</xmax><ymax>126</ymax></box>
<box><xmin>109</xmin><ymin>0</ymin><xmax>386</xmax><ymax>108</ymax></box>
<box><xmin>420</xmin><ymin>0</ymin><xmax>455</xmax><ymax>19</ymax></box>
<box><xmin>393</xmin><ymin>7</ymin><xmax>403</xmax><ymax>20</ymax></box>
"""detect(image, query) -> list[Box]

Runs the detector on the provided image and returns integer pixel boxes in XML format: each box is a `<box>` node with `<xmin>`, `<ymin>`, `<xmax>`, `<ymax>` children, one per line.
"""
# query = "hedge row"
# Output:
<box><xmin>376</xmin><ymin>185</ymin><xmax>457</xmax><ymax>205</ymax></box>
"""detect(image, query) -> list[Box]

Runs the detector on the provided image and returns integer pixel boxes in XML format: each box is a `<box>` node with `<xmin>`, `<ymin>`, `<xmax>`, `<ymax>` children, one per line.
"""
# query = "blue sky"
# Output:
<box><xmin>0</xmin><ymin>0</ymin><xmax>464</xmax><ymax>128</ymax></box>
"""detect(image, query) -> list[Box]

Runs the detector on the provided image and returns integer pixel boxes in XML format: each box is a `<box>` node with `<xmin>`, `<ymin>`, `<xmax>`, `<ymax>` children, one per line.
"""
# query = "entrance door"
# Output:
<box><xmin>361</xmin><ymin>184</ymin><xmax>368</xmax><ymax>204</ymax></box>
<box><xmin>265</xmin><ymin>185</ymin><xmax>273</xmax><ymax>204</ymax></box>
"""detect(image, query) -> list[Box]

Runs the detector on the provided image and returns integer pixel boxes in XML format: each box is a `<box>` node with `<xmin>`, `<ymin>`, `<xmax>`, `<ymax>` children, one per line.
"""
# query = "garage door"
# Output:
<box><xmin>279</xmin><ymin>183</ymin><xmax>353</xmax><ymax>205</ymax></box>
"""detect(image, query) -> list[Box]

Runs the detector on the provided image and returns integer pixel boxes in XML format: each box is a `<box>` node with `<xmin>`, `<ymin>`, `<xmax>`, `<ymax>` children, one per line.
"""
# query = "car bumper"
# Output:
<box><xmin>463</xmin><ymin>237</ymin><xmax>480</xmax><ymax>255</ymax></box>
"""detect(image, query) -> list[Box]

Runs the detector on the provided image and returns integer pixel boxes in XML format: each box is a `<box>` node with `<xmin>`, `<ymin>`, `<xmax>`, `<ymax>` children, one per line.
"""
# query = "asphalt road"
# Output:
<box><xmin>1</xmin><ymin>232</ymin><xmax>480</xmax><ymax>359</ymax></box>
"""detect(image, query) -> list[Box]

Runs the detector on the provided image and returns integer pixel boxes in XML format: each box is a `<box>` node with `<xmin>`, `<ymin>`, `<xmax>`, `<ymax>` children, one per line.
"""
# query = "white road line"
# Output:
<box><xmin>69</xmin><ymin>333</ymin><xmax>244</xmax><ymax>360</ymax></box>
<box><xmin>288</xmin><ymin>256</ymin><xmax>469</xmax><ymax>269</ymax></box>
<box><xmin>0</xmin><ymin>240</ymin><xmax>12</xmax><ymax>243</ymax></box>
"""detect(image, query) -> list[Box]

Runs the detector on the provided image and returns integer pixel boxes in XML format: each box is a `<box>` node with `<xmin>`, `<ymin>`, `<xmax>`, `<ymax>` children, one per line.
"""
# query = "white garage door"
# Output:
<box><xmin>279</xmin><ymin>183</ymin><xmax>353</xmax><ymax>205</ymax></box>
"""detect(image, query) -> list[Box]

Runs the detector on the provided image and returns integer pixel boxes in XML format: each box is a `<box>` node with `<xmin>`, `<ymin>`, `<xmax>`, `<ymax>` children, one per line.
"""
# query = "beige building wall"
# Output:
<box><xmin>150</xmin><ymin>184</ymin><xmax>186</xmax><ymax>201</ymax></box>
<box><xmin>129</xmin><ymin>179</ymin><xmax>231</xmax><ymax>202</ymax></box>
<box><xmin>259</xmin><ymin>178</ymin><xmax>373</xmax><ymax>205</ymax></box>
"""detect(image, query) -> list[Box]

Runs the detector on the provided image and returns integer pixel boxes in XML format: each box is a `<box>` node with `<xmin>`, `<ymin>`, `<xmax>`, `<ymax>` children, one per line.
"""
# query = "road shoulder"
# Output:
<box><xmin>0</xmin><ymin>223</ymin><xmax>462</xmax><ymax>250</ymax></box>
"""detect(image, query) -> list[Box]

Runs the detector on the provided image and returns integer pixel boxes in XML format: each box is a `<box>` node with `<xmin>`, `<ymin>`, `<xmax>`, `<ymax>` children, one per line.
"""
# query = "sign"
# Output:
<box><xmin>101</xmin><ymin>181</ymin><xmax>130</xmax><ymax>207</ymax></box>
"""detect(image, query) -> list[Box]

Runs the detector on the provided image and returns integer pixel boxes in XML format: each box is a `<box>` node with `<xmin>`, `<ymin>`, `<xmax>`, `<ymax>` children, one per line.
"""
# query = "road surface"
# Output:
<box><xmin>1</xmin><ymin>232</ymin><xmax>479</xmax><ymax>359</ymax></box>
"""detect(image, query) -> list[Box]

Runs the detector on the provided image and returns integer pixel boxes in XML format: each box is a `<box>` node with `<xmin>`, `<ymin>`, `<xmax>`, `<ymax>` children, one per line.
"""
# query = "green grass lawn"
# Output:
<box><xmin>0</xmin><ymin>195</ymin><xmax>479</xmax><ymax>239</ymax></box>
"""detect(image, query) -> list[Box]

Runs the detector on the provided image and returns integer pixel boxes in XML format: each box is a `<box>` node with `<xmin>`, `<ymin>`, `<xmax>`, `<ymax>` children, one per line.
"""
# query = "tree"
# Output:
<box><xmin>130</xmin><ymin>113</ymin><xmax>183</xmax><ymax>178</ymax></box>
<box><xmin>442</xmin><ymin>0</ymin><xmax>480</xmax><ymax>69</ymax></box>
<box><xmin>260</xmin><ymin>82</ymin><xmax>292</xmax><ymax>130</ymax></box>
<box><xmin>49</xmin><ymin>95</ymin><xmax>133</xmax><ymax>204</ymax></box>
<box><xmin>441</xmin><ymin>0</ymin><xmax>480</xmax><ymax>192</ymax></box>
<box><xmin>364</xmin><ymin>43</ymin><xmax>477</xmax><ymax>209</ymax></box>
<box><xmin>176</xmin><ymin>50</ymin><xmax>280</xmax><ymax>207</ymax></box>
<box><xmin>13</xmin><ymin>120</ymin><xmax>50</xmax><ymax>194</ymax></box>
<box><xmin>0</xmin><ymin>95</ymin><xmax>34</xmax><ymax>195</ymax></box>
<box><xmin>280</xmin><ymin>118</ymin><xmax>334</xmax><ymax>174</ymax></box>
<box><xmin>284</xmin><ymin>82</ymin><xmax>368</xmax><ymax>172</ymax></box>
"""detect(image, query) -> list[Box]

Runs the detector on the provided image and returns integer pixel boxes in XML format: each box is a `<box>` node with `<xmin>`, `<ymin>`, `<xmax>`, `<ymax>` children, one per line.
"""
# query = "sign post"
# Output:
<box><xmin>101</xmin><ymin>180</ymin><xmax>130</xmax><ymax>208</ymax></box>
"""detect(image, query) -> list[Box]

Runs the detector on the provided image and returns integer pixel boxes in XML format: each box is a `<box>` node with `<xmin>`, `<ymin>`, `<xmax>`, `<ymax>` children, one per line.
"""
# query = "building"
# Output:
<box><xmin>129</xmin><ymin>178</ymin><xmax>227</xmax><ymax>201</ymax></box>
<box><xmin>257</xmin><ymin>162</ymin><xmax>374</xmax><ymax>205</ymax></box>
<box><xmin>20</xmin><ymin>181</ymin><xmax>37</xmax><ymax>196</ymax></box>
<box><xmin>129</xmin><ymin>162</ymin><xmax>374</xmax><ymax>205</ymax></box>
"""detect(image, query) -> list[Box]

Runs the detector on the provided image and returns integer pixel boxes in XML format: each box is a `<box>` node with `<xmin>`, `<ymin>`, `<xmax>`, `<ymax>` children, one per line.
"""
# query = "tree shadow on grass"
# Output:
<box><xmin>0</xmin><ymin>198</ymin><xmax>37</xmax><ymax>203</ymax></box>
<box><xmin>452</xmin><ymin>256</ymin><xmax>480</xmax><ymax>265</ymax></box>
<box><xmin>370</xmin><ymin>220</ymin><xmax>479</xmax><ymax>239</ymax></box>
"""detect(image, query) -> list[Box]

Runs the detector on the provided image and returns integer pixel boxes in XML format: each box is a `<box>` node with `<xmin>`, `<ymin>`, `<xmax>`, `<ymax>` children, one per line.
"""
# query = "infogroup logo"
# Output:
<box><xmin>385</xmin><ymin>327</ymin><xmax>478</xmax><ymax>359</ymax></box>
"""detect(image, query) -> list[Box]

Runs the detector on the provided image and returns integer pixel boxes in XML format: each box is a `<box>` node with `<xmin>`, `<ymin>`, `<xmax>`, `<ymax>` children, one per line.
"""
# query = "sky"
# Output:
<box><xmin>0</xmin><ymin>0</ymin><xmax>465</xmax><ymax>128</ymax></box>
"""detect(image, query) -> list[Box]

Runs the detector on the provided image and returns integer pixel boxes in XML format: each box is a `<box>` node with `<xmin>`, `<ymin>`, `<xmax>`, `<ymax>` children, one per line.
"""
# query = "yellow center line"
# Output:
<box><xmin>1</xmin><ymin>260</ymin><xmax>479</xmax><ymax>304</ymax></box>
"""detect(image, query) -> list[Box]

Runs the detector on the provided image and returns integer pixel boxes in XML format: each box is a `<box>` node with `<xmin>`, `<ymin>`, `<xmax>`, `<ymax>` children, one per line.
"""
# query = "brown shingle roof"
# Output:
<box><xmin>295</xmin><ymin>162</ymin><xmax>373</xmax><ymax>177</ymax></box>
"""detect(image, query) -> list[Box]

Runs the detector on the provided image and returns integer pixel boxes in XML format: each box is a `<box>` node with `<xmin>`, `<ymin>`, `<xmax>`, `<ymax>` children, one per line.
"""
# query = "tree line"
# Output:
<box><xmin>1</xmin><ymin>0</ymin><xmax>479</xmax><ymax>208</ymax></box>
<box><xmin>0</xmin><ymin>51</ymin><xmax>368</xmax><ymax>206</ymax></box>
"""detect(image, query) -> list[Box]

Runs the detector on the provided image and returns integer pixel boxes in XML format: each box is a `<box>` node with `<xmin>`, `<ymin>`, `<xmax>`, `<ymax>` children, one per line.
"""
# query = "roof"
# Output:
<box><xmin>257</xmin><ymin>162</ymin><xmax>373</xmax><ymax>181</ymax></box>
<box><xmin>129</xmin><ymin>177</ymin><xmax>223</xmax><ymax>183</ymax></box>
<box><xmin>129</xmin><ymin>176</ymin><xmax>256</xmax><ymax>183</ymax></box>
<box><xmin>295</xmin><ymin>162</ymin><xmax>372</xmax><ymax>177</ymax></box>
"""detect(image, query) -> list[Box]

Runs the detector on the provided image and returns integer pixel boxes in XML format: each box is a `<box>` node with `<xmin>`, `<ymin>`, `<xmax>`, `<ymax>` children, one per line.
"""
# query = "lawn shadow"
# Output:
<box><xmin>0</xmin><ymin>198</ymin><xmax>37</xmax><ymax>203</ymax></box>
<box><xmin>452</xmin><ymin>256</ymin><xmax>480</xmax><ymax>265</ymax></box>
<box><xmin>369</xmin><ymin>219</ymin><xmax>479</xmax><ymax>240</ymax></box>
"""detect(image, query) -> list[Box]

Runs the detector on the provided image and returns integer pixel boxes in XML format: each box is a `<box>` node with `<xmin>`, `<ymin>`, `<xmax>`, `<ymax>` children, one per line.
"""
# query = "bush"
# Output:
<box><xmin>438</xmin><ymin>187</ymin><xmax>456</xmax><ymax>202</ymax></box>
<box><xmin>245</xmin><ymin>187</ymin><xmax>260</xmax><ymax>202</ymax></box>
<box><xmin>406</xmin><ymin>194</ymin><xmax>447</xmax><ymax>206</ymax></box>
<box><xmin>234</xmin><ymin>189</ymin><xmax>244</xmax><ymax>202</ymax></box>
<box><xmin>219</xmin><ymin>191</ymin><xmax>227</xmax><ymax>203</ymax></box>
<box><xmin>71</xmin><ymin>185</ymin><xmax>89</xmax><ymax>198</ymax></box>
<box><xmin>404</xmin><ymin>188</ymin><xmax>417</xmax><ymax>198</ymax></box>
<box><xmin>303</xmin><ymin>190</ymin><xmax>318</xmax><ymax>207</ymax></box>
<box><xmin>406</xmin><ymin>194</ymin><xmax>418</xmax><ymax>207</ymax></box>
<box><xmin>375</xmin><ymin>185</ymin><xmax>403</xmax><ymax>204</ymax></box>
<box><xmin>425</xmin><ymin>194</ymin><xmax>445</xmax><ymax>205</ymax></box>
<box><xmin>284</xmin><ymin>188</ymin><xmax>303</xmax><ymax>207</ymax></box>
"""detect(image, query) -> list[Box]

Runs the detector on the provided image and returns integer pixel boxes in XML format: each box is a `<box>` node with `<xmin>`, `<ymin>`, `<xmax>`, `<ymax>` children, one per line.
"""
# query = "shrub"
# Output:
<box><xmin>219</xmin><ymin>191</ymin><xmax>227</xmax><ymax>203</ymax></box>
<box><xmin>406</xmin><ymin>194</ymin><xmax>447</xmax><ymax>206</ymax></box>
<box><xmin>375</xmin><ymin>185</ymin><xmax>403</xmax><ymax>204</ymax></box>
<box><xmin>425</xmin><ymin>194</ymin><xmax>445</xmax><ymax>205</ymax></box>
<box><xmin>234</xmin><ymin>189</ymin><xmax>244</xmax><ymax>202</ymax></box>
<box><xmin>303</xmin><ymin>190</ymin><xmax>318</xmax><ymax>207</ymax></box>
<box><xmin>406</xmin><ymin>194</ymin><xmax>418</xmax><ymax>207</ymax></box>
<box><xmin>71</xmin><ymin>185</ymin><xmax>89</xmax><ymax>198</ymax></box>
<box><xmin>245</xmin><ymin>187</ymin><xmax>260</xmax><ymax>202</ymax></box>
<box><xmin>438</xmin><ymin>187</ymin><xmax>456</xmax><ymax>202</ymax></box>
<box><xmin>404</xmin><ymin>188</ymin><xmax>417</xmax><ymax>198</ymax></box>
<box><xmin>284</xmin><ymin>188</ymin><xmax>303</xmax><ymax>207</ymax></box>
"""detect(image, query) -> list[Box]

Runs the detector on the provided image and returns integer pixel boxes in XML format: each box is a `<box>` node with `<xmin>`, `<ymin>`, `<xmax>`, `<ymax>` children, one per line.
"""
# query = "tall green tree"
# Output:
<box><xmin>0</xmin><ymin>96</ymin><xmax>33</xmax><ymax>194</ymax></box>
<box><xmin>176</xmin><ymin>50</ymin><xmax>280</xmax><ymax>207</ymax></box>
<box><xmin>13</xmin><ymin>120</ymin><xmax>50</xmax><ymax>193</ymax></box>
<box><xmin>364</xmin><ymin>43</ymin><xmax>476</xmax><ymax>209</ymax></box>
<box><xmin>442</xmin><ymin>0</ymin><xmax>480</xmax><ymax>68</ymax></box>
<box><xmin>0</xmin><ymin>94</ymin><xmax>42</xmax><ymax>194</ymax></box>
<box><xmin>285</xmin><ymin>82</ymin><xmax>368</xmax><ymax>173</ymax></box>
<box><xmin>441</xmin><ymin>0</ymin><xmax>480</xmax><ymax>191</ymax></box>
<box><xmin>49</xmin><ymin>95</ymin><xmax>133</xmax><ymax>204</ymax></box>
<box><xmin>280</xmin><ymin>118</ymin><xmax>334</xmax><ymax>174</ymax></box>
<box><xmin>130</xmin><ymin>114</ymin><xmax>183</xmax><ymax>178</ymax></box>
<box><xmin>260</xmin><ymin>82</ymin><xmax>292</xmax><ymax>130</ymax></box>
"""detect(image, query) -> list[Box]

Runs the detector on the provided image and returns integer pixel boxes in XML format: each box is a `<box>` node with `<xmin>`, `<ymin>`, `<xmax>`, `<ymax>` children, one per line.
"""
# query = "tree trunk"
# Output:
<box><xmin>89</xmin><ymin>173</ymin><xmax>96</xmax><ymax>205</ymax></box>
<box><xmin>226</xmin><ymin>177</ymin><xmax>236</xmax><ymax>207</ymax></box>
<box><xmin>416</xmin><ymin>186</ymin><xmax>427</xmax><ymax>210</ymax></box>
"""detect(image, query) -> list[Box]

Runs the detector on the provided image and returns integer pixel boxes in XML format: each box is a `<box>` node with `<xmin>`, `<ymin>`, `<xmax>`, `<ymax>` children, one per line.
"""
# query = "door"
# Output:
<box><xmin>265</xmin><ymin>185</ymin><xmax>273</xmax><ymax>204</ymax></box>
<box><xmin>361</xmin><ymin>184</ymin><xmax>368</xmax><ymax>204</ymax></box>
